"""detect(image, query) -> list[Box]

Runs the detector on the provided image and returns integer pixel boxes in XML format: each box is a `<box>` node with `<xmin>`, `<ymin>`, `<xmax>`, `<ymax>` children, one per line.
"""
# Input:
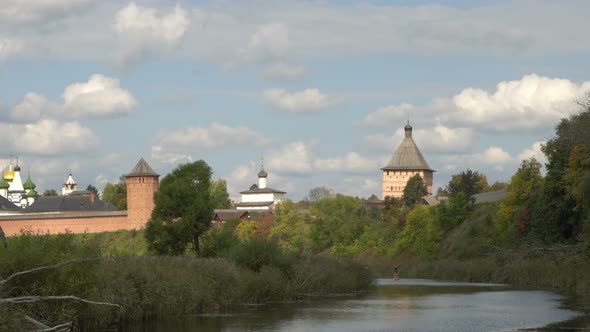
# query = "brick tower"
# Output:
<box><xmin>126</xmin><ymin>158</ymin><xmax>159</xmax><ymax>228</ymax></box>
<box><xmin>382</xmin><ymin>121</ymin><xmax>435</xmax><ymax>199</ymax></box>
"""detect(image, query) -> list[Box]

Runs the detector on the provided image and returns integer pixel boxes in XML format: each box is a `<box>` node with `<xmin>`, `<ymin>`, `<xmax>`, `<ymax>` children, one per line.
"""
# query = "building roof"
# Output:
<box><xmin>3</xmin><ymin>165</ymin><xmax>14</xmax><ymax>182</ymax></box>
<box><xmin>0</xmin><ymin>195</ymin><xmax>20</xmax><ymax>211</ymax></box>
<box><xmin>212</xmin><ymin>209</ymin><xmax>249</xmax><ymax>221</ymax></box>
<box><xmin>127</xmin><ymin>158</ymin><xmax>159</xmax><ymax>177</ymax></box>
<box><xmin>382</xmin><ymin>123</ymin><xmax>435</xmax><ymax>171</ymax></box>
<box><xmin>64</xmin><ymin>173</ymin><xmax>76</xmax><ymax>185</ymax></box>
<box><xmin>235</xmin><ymin>201</ymin><xmax>275</xmax><ymax>207</ymax></box>
<box><xmin>25</xmin><ymin>195</ymin><xmax>116</xmax><ymax>213</ymax></box>
<box><xmin>0</xmin><ymin>177</ymin><xmax>9</xmax><ymax>189</ymax></box>
<box><xmin>240</xmin><ymin>187</ymin><xmax>286</xmax><ymax>194</ymax></box>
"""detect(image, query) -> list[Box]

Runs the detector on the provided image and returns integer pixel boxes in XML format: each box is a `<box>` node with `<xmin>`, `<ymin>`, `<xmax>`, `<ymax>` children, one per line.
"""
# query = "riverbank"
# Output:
<box><xmin>0</xmin><ymin>233</ymin><xmax>372</xmax><ymax>331</ymax></box>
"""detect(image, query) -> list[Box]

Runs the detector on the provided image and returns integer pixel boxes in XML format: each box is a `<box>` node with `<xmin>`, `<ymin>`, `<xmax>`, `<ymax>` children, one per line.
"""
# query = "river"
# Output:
<box><xmin>124</xmin><ymin>279</ymin><xmax>585</xmax><ymax>331</ymax></box>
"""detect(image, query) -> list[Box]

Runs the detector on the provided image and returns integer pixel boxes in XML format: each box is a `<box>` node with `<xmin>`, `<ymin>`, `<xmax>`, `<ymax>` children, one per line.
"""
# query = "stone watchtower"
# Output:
<box><xmin>381</xmin><ymin>121</ymin><xmax>435</xmax><ymax>199</ymax></box>
<box><xmin>126</xmin><ymin>158</ymin><xmax>159</xmax><ymax>228</ymax></box>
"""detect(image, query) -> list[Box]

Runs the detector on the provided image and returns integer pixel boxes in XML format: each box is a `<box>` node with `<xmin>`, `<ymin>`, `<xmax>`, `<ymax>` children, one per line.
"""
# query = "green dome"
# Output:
<box><xmin>0</xmin><ymin>177</ymin><xmax>9</xmax><ymax>189</ymax></box>
<box><xmin>23</xmin><ymin>175</ymin><xmax>36</xmax><ymax>190</ymax></box>
<box><xmin>27</xmin><ymin>189</ymin><xmax>38</xmax><ymax>198</ymax></box>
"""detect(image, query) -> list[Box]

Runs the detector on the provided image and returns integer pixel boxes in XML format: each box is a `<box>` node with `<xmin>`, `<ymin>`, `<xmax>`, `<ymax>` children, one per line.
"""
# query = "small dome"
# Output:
<box><xmin>24</xmin><ymin>175</ymin><xmax>36</xmax><ymax>190</ymax></box>
<box><xmin>404</xmin><ymin>121</ymin><xmax>412</xmax><ymax>131</ymax></box>
<box><xmin>257</xmin><ymin>168</ymin><xmax>268</xmax><ymax>178</ymax></box>
<box><xmin>3</xmin><ymin>165</ymin><xmax>14</xmax><ymax>182</ymax></box>
<box><xmin>0</xmin><ymin>177</ymin><xmax>9</xmax><ymax>189</ymax></box>
<box><xmin>27</xmin><ymin>189</ymin><xmax>38</xmax><ymax>198</ymax></box>
<box><xmin>14</xmin><ymin>165</ymin><xmax>21</xmax><ymax>172</ymax></box>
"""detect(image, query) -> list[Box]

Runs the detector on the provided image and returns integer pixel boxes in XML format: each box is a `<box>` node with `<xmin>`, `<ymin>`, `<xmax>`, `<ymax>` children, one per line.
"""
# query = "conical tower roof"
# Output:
<box><xmin>381</xmin><ymin>122</ymin><xmax>435</xmax><ymax>172</ymax></box>
<box><xmin>127</xmin><ymin>158</ymin><xmax>159</xmax><ymax>177</ymax></box>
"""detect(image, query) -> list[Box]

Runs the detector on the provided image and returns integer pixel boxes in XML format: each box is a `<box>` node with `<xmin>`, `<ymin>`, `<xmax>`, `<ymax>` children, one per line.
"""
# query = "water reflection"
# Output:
<box><xmin>123</xmin><ymin>279</ymin><xmax>580</xmax><ymax>332</ymax></box>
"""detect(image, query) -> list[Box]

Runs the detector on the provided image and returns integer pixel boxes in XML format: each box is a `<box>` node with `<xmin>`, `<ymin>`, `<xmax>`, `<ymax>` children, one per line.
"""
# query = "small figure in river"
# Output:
<box><xmin>393</xmin><ymin>265</ymin><xmax>400</xmax><ymax>280</ymax></box>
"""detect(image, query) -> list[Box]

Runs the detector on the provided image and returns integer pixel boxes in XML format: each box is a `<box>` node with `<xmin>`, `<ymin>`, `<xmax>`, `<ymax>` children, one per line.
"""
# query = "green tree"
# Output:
<box><xmin>102</xmin><ymin>176</ymin><xmax>127</xmax><ymax>210</ymax></box>
<box><xmin>305</xmin><ymin>186</ymin><xmax>335</xmax><ymax>202</ymax></box>
<box><xmin>42</xmin><ymin>189</ymin><xmax>58</xmax><ymax>196</ymax></box>
<box><xmin>446</xmin><ymin>169</ymin><xmax>487</xmax><ymax>202</ymax></box>
<box><xmin>86</xmin><ymin>184</ymin><xmax>99</xmax><ymax>196</ymax></box>
<box><xmin>271</xmin><ymin>200</ymin><xmax>311</xmax><ymax>254</ymax></box>
<box><xmin>209</xmin><ymin>179</ymin><xmax>232</xmax><ymax>209</ymax></box>
<box><xmin>145</xmin><ymin>160</ymin><xmax>214</xmax><ymax>255</ymax></box>
<box><xmin>533</xmin><ymin>97</ymin><xmax>590</xmax><ymax>242</ymax></box>
<box><xmin>496</xmin><ymin>158</ymin><xmax>543</xmax><ymax>239</ymax></box>
<box><xmin>402</xmin><ymin>174</ymin><xmax>427</xmax><ymax>207</ymax></box>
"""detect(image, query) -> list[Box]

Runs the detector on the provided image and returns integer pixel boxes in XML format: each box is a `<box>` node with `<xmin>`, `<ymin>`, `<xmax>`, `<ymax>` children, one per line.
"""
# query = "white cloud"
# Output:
<box><xmin>0</xmin><ymin>0</ymin><xmax>87</xmax><ymax>26</ymax></box>
<box><xmin>260</xmin><ymin>62</ymin><xmax>307</xmax><ymax>82</ymax></box>
<box><xmin>364</xmin><ymin>74</ymin><xmax>590</xmax><ymax>133</ymax></box>
<box><xmin>474</xmin><ymin>147</ymin><xmax>513</xmax><ymax>171</ymax></box>
<box><xmin>451</xmin><ymin>74</ymin><xmax>590</xmax><ymax>132</ymax></box>
<box><xmin>152</xmin><ymin>123</ymin><xmax>271</xmax><ymax>164</ymax></box>
<box><xmin>0</xmin><ymin>119</ymin><xmax>98</xmax><ymax>156</ymax></box>
<box><xmin>0</xmin><ymin>38</ymin><xmax>24</xmax><ymax>60</ymax></box>
<box><xmin>517</xmin><ymin>141</ymin><xmax>547</xmax><ymax>165</ymax></box>
<box><xmin>364</xmin><ymin>125</ymin><xmax>475</xmax><ymax>154</ymax></box>
<box><xmin>113</xmin><ymin>2</ymin><xmax>189</xmax><ymax>68</ymax></box>
<box><xmin>314</xmin><ymin>152</ymin><xmax>378</xmax><ymax>174</ymax></box>
<box><xmin>10</xmin><ymin>92</ymin><xmax>59</xmax><ymax>122</ymax></box>
<box><xmin>62</xmin><ymin>74</ymin><xmax>138</xmax><ymax>118</ymax></box>
<box><xmin>267</xmin><ymin>141</ymin><xmax>313</xmax><ymax>175</ymax></box>
<box><xmin>247</xmin><ymin>23</ymin><xmax>289</xmax><ymax>59</ymax></box>
<box><xmin>263</xmin><ymin>88</ymin><xmax>334</xmax><ymax>113</ymax></box>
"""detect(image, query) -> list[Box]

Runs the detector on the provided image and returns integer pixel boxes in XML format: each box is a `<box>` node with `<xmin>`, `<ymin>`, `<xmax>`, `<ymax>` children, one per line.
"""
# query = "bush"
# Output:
<box><xmin>226</xmin><ymin>237</ymin><xmax>294</xmax><ymax>272</ymax></box>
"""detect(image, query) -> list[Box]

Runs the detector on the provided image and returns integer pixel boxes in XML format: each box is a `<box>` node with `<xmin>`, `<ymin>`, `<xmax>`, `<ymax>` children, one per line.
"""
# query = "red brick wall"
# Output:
<box><xmin>0</xmin><ymin>214</ymin><xmax>130</xmax><ymax>236</ymax></box>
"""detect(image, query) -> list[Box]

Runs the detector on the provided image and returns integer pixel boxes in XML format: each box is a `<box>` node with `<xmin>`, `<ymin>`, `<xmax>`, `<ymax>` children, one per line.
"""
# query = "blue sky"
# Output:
<box><xmin>1</xmin><ymin>0</ymin><xmax>589</xmax><ymax>200</ymax></box>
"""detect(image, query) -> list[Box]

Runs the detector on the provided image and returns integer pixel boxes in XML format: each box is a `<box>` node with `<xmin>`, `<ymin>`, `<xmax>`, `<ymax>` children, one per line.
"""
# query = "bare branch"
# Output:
<box><xmin>24</xmin><ymin>315</ymin><xmax>50</xmax><ymax>329</ymax></box>
<box><xmin>0</xmin><ymin>257</ymin><xmax>103</xmax><ymax>286</ymax></box>
<box><xmin>0</xmin><ymin>295</ymin><xmax>120</xmax><ymax>307</ymax></box>
<box><xmin>34</xmin><ymin>321</ymin><xmax>72</xmax><ymax>332</ymax></box>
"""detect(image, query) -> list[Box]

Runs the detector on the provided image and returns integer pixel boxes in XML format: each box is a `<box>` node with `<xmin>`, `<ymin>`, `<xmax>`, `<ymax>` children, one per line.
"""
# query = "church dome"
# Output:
<box><xmin>3</xmin><ymin>165</ymin><xmax>14</xmax><ymax>182</ymax></box>
<box><xmin>26</xmin><ymin>189</ymin><xmax>38</xmax><ymax>198</ymax></box>
<box><xmin>0</xmin><ymin>176</ymin><xmax>9</xmax><ymax>189</ymax></box>
<box><xmin>24</xmin><ymin>175</ymin><xmax>36</xmax><ymax>190</ymax></box>
<box><xmin>257</xmin><ymin>167</ymin><xmax>268</xmax><ymax>178</ymax></box>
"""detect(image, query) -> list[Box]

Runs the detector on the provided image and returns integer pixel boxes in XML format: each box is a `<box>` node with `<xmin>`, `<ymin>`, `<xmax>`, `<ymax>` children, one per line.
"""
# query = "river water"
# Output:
<box><xmin>125</xmin><ymin>279</ymin><xmax>584</xmax><ymax>331</ymax></box>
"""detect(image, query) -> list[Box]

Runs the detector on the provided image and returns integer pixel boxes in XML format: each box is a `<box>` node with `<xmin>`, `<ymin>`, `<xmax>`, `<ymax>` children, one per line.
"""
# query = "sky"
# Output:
<box><xmin>1</xmin><ymin>0</ymin><xmax>589</xmax><ymax>201</ymax></box>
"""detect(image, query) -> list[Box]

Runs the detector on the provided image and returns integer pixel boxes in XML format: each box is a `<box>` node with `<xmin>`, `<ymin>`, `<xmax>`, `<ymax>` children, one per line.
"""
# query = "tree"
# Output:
<box><xmin>446</xmin><ymin>169</ymin><xmax>487</xmax><ymax>202</ymax></box>
<box><xmin>145</xmin><ymin>160</ymin><xmax>214</xmax><ymax>255</ymax></box>
<box><xmin>305</xmin><ymin>186</ymin><xmax>336</xmax><ymax>202</ymax></box>
<box><xmin>209</xmin><ymin>179</ymin><xmax>232</xmax><ymax>209</ymax></box>
<box><xmin>86</xmin><ymin>184</ymin><xmax>99</xmax><ymax>197</ymax></box>
<box><xmin>102</xmin><ymin>176</ymin><xmax>127</xmax><ymax>210</ymax></box>
<box><xmin>42</xmin><ymin>189</ymin><xmax>58</xmax><ymax>196</ymax></box>
<box><xmin>402</xmin><ymin>174</ymin><xmax>427</xmax><ymax>207</ymax></box>
<box><xmin>496</xmin><ymin>158</ymin><xmax>543</xmax><ymax>239</ymax></box>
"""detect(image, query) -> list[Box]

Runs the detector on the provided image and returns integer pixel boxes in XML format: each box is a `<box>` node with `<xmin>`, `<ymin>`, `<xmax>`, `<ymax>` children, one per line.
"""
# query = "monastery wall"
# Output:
<box><xmin>0</xmin><ymin>212</ymin><xmax>131</xmax><ymax>237</ymax></box>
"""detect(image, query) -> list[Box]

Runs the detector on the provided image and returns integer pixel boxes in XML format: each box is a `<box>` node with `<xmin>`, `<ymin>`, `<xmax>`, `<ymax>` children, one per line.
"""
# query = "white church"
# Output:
<box><xmin>0</xmin><ymin>161</ymin><xmax>38</xmax><ymax>208</ymax></box>
<box><xmin>236</xmin><ymin>163</ymin><xmax>286</xmax><ymax>211</ymax></box>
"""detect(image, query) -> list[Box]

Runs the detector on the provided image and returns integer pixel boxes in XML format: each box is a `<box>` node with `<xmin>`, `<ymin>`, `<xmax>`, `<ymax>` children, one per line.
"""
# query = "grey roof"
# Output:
<box><xmin>0</xmin><ymin>195</ymin><xmax>20</xmax><ymax>211</ymax></box>
<box><xmin>240</xmin><ymin>187</ymin><xmax>286</xmax><ymax>194</ymax></box>
<box><xmin>127</xmin><ymin>158</ymin><xmax>159</xmax><ymax>177</ymax></box>
<box><xmin>473</xmin><ymin>190</ymin><xmax>507</xmax><ymax>204</ymax></box>
<box><xmin>382</xmin><ymin>125</ymin><xmax>434</xmax><ymax>171</ymax></box>
<box><xmin>25</xmin><ymin>195</ymin><xmax>117</xmax><ymax>213</ymax></box>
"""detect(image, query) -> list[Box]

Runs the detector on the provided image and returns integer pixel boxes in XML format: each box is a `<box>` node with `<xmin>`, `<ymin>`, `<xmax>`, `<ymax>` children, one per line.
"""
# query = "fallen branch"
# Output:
<box><xmin>0</xmin><ymin>295</ymin><xmax>120</xmax><ymax>307</ymax></box>
<box><xmin>0</xmin><ymin>257</ymin><xmax>103</xmax><ymax>286</ymax></box>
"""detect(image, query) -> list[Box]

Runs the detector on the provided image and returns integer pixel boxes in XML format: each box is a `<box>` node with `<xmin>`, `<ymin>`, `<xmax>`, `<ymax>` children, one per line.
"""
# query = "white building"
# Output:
<box><xmin>62</xmin><ymin>173</ymin><xmax>78</xmax><ymax>195</ymax></box>
<box><xmin>1</xmin><ymin>160</ymin><xmax>38</xmax><ymax>208</ymax></box>
<box><xmin>236</xmin><ymin>164</ymin><xmax>286</xmax><ymax>211</ymax></box>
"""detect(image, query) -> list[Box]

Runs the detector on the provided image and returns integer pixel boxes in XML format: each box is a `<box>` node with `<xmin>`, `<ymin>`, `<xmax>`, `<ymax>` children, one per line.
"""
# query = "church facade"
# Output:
<box><xmin>236</xmin><ymin>163</ymin><xmax>286</xmax><ymax>210</ymax></box>
<box><xmin>382</xmin><ymin>122</ymin><xmax>435</xmax><ymax>199</ymax></box>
